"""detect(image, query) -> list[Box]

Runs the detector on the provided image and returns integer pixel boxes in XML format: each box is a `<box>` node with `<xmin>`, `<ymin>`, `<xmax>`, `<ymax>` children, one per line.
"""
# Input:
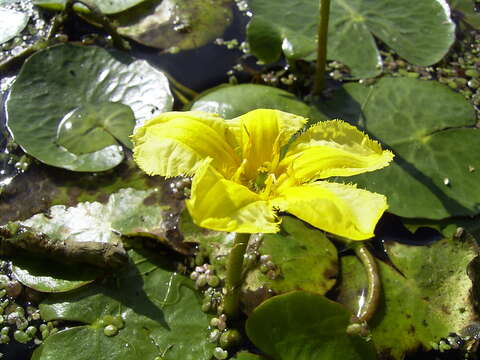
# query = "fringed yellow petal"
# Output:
<box><xmin>273</xmin><ymin>181</ymin><xmax>388</xmax><ymax>240</ymax></box>
<box><xmin>227</xmin><ymin>109</ymin><xmax>307</xmax><ymax>180</ymax></box>
<box><xmin>280</xmin><ymin>120</ymin><xmax>394</xmax><ymax>182</ymax></box>
<box><xmin>186</xmin><ymin>159</ymin><xmax>279</xmax><ymax>234</ymax></box>
<box><xmin>132</xmin><ymin>111</ymin><xmax>240</xmax><ymax>178</ymax></box>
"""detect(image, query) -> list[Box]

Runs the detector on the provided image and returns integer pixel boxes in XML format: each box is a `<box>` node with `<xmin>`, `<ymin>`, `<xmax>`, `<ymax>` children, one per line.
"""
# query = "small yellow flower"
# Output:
<box><xmin>133</xmin><ymin>109</ymin><xmax>394</xmax><ymax>240</ymax></box>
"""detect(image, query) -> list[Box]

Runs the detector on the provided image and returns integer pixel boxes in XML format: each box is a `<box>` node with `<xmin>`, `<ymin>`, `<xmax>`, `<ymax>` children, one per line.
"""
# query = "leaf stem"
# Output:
<box><xmin>312</xmin><ymin>0</ymin><xmax>331</xmax><ymax>96</ymax></box>
<box><xmin>165</xmin><ymin>73</ymin><xmax>199</xmax><ymax>99</ymax></box>
<box><xmin>354</xmin><ymin>244</ymin><xmax>380</xmax><ymax>323</ymax></box>
<box><xmin>65</xmin><ymin>0</ymin><xmax>131</xmax><ymax>51</ymax></box>
<box><xmin>223</xmin><ymin>233</ymin><xmax>251</xmax><ymax>319</ymax></box>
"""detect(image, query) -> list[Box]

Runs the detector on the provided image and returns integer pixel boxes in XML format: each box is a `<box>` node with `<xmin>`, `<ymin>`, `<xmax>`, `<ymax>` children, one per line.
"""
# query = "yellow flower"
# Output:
<box><xmin>133</xmin><ymin>109</ymin><xmax>394</xmax><ymax>240</ymax></box>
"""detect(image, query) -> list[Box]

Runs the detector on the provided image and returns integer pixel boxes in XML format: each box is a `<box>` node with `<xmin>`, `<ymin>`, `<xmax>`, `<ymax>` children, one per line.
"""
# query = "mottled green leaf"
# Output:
<box><xmin>190</xmin><ymin>84</ymin><xmax>314</xmax><ymax>119</ymax></box>
<box><xmin>244</xmin><ymin>216</ymin><xmax>338</xmax><ymax>297</ymax></box>
<box><xmin>56</xmin><ymin>102</ymin><xmax>135</xmax><ymax>155</ymax></box>
<box><xmin>113</xmin><ymin>0</ymin><xmax>233</xmax><ymax>52</ymax></box>
<box><xmin>182</xmin><ymin>213</ymin><xmax>338</xmax><ymax>310</ymax></box>
<box><xmin>6</xmin><ymin>43</ymin><xmax>172</xmax><ymax>171</ymax></box>
<box><xmin>0</xmin><ymin>159</ymin><xmax>163</xmax><ymax>225</ymax></box>
<box><xmin>247</xmin><ymin>0</ymin><xmax>455</xmax><ymax>78</ymax></box>
<box><xmin>12</xmin><ymin>188</ymin><xmax>170</xmax><ymax>292</ymax></box>
<box><xmin>33</xmin><ymin>250</ymin><xmax>213</xmax><ymax>360</ymax></box>
<box><xmin>337</xmin><ymin>238</ymin><xmax>479</xmax><ymax>359</ymax></box>
<box><xmin>0</xmin><ymin>8</ymin><xmax>29</xmax><ymax>44</ymax></box>
<box><xmin>246</xmin><ymin>291</ymin><xmax>377</xmax><ymax>360</ymax></box>
<box><xmin>33</xmin><ymin>0</ymin><xmax>147</xmax><ymax>14</ymax></box>
<box><xmin>314</xmin><ymin>77</ymin><xmax>479</xmax><ymax>219</ymax></box>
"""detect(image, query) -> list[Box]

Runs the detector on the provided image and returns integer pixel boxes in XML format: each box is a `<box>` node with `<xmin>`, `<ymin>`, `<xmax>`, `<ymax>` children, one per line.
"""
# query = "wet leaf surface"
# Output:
<box><xmin>246</xmin><ymin>291</ymin><xmax>377</xmax><ymax>360</ymax></box>
<box><xmin>114</xmin><ymin>0</ymin><xmax>234</xmax><ymax>52</ymax></box>
<box><xmin>247</xmin><ymin>0</ymin><xmax>455</xmax><ymax>78</ymax></box>
<box><xmin>190</xmin><ymin>84</ymin><xmax>313</xmax><ymax>119</ymax></box>
<box><xmin>337</xmin><ymin>238</ymin><xmax>480</xmax><ymax>359</ymax></box>
<box><xmin>33</xmin><ymin>249</ymin><xmax>214</xmax><ymax>360</ymax></box>
<box><xmin>0</xmin><ymin>8</ymin><xmax>29</xmax><ymax>45</ymax></box>
<box><xmin>6</xmin><ymin>43</ymin><xmax>172</xmax><ymax>171</ymax></box>
<box><xmin>33</xmin><ymin>0</ymin><xmax>148</xmax><ymax>14</ymax></box>
<box><xmin>314</xmin><ymin>77</ymin><xmax>479</xmax><ymax>219</ymax></box>
<box><xmin>11</xmin><ymin>187</ymin><xmax>171</xmax><ymax>292</ymax></box>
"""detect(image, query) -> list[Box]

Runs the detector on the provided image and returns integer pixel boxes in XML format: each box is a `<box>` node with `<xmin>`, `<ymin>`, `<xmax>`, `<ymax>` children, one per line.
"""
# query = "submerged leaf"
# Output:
<box><xmin>313</xmin><ymin>77</ymin><xmax>479</xmax><ymax>219</ymax></box>
<box><xmin>337</xmin><ymin>238</ymin><xmax>480</xmax><ymax>359</ymax></box>
<box><xmin>246</xmin><ymin>291</ymin><xmax>376</xmax><ymax>360</ymax></box>
<box><xmin>33</xmin><ymin>250</ymin><xmax>214</xmax><ymax>360</ymax></box>
<box><xmin>114</xmin><ymin>0</ymin><xmax>233</xmax><ymax>52</ymax></box>
<box><xmin>6</xmin><ymin>43</ymin><xmax>172</xmax><ymax>171</ymax></box>
<box><xmin>247</xmin><ymin>0</ymin><xmax>455</xmax><ymax>78</ymax></box>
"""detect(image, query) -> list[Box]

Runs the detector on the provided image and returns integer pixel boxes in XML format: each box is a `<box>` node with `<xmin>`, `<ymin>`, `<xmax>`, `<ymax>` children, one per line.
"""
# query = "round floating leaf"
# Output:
<box><xmin>247</xmin><ymin>0</ymin><xmax>455</xmax><ymax>78</ymax></box>
<box><xmin>190</xmin><ymin>84</ymin><xmax>314</xmax><ymax>119</ymax></box>
<box><xmin>34</xmin><ymin>250</ymin><xmax>213</xmax><ymax>360</ymax></box>
<box><xmin>32</xmin><ymin>0</ymin><xmax>148</xmax><ymax>14</ymax></box>
<box><xmin>56</xmin><ymin>102</ymin><xmax>135</xmax><ymax>155</ymax></box>
<box><xmin>114</xmin><ymin>0</ymin><xmax>233</xmax><ymax>52</ymax></box>
<box><xmin>337</xmin><ymin>237</ymin><xmax>480</xmax><ymax>359</ymax></box>
<box><xmin>0</xmin><ymin>8</ymin><xmax>29</xmax><ymax>45</ymax></box>
<box><xmin>246</xmin><ymin>291</ymin><xmax>376</xmax><ymax>360</ymax></box>
<box><xmin>12</xmin><ymin>188</ymin><xmax>170</xmax><ymax>292</ymax></box>
<box><xmin>313</xmin><ymin>77</ymin><xmax>479</xmax><ymax>219</ymax></box>
<box><xmin>6</xmin><ymin>43</ymin><xmax>172</xmax><ymax>171</ymax></box>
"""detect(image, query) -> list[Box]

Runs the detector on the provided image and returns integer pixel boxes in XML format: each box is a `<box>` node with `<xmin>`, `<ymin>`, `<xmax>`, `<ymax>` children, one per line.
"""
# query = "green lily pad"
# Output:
<box><xmin>32</xmin><ymin>0</ymin><xmax>148</xmax><ymax>14</ymax></box>
<box><xmin>33</xmin><ymin>250</ymin><xmax>214</xmax><ymax>360</ymax></box>
<box><xmin>0</xmin><ymin>8</ymin><xmax>29</xmax><ymax>44</ymax></box>
<box><xmin>247</xmin><ymin>0</ymin><xmax>455</xmax><ymax>78</ymax></box>
<box><xmin>113</xmin><ymin>0</ymin><xmax>233</xmax><ymax>52</ymax></box>
<box><xmin>337</xmin><ymin>238</ymin><xmax>480</xmax><ymax>359</ymax></box>
<box><xmin>246</xmin><ymin>291</ymin><xmax>377</xmax><ymax>360</ymax></box>
<box><xmin>314</xmin><ymin>77</ymin><xmax>479</xmax><ymax>219</ymax></box>
<box><xmin>56</xmin><ymin>102</ymin><xmax>135</xmax><ymax>155</ymax></box>
<box><xmin>244</xmin><ymin>216</ymin><xmax>338</xmax><ymax>296</ymax></box>
<box><xmin>12</xmin><ymin>188</ymin><xmax>170</xmax><ymax>292</ymax></box>
<box><xmin>6</xmin><ymin>43</ymin><xmax>172</xmax><ymax>172</ymax></box>
<box><xmin>190</xmin><ymin>84</ymin><xmax>314</xmax><ymax>119</ymax></box>
<box><xmin>449</xmin><ymin>0</ymin><xmax>480</xmax><ymax>29</ymax></box>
